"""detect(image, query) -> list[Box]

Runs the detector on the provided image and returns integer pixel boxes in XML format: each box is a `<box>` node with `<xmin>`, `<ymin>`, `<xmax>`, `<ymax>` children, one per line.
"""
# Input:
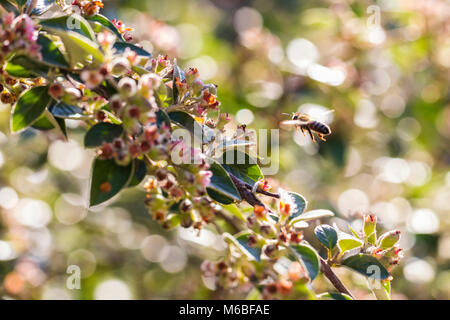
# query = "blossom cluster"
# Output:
<box><xmin>0</xmin><ymin>13</ymin><xmax>41</xmax><ymax>64</ymax></box>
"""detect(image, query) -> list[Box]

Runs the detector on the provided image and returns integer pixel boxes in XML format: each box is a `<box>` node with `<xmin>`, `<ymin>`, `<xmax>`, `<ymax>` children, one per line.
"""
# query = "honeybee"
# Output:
<box><xmin>280</xmin><ymin>111</ymin><xmax>332</xmax><ymax>142</ymax></box>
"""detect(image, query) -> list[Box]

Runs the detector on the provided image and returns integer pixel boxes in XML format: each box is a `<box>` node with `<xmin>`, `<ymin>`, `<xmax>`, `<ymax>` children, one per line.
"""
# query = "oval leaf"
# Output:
<box><xmin>11</xmin><ymin>86</ymin><xmax>52</xmax><ymax>133</ymax></box>
<box><xmin>314</xmin><ymin>225</ymin><xmax>338</xmax><ymax>250</ymax></box>
<box><xmin>172</xmin><ymin>59</ymin><xmax>185</xmax><ymax>103</ymax></box>
<box><xmin>206</xmin><ymin>160</ymin><xmax>241</xmax><ymax>204</ymax></box>
<box><xmin>290</xmin><ymin>209</ymin><xmax>334</xmax><ymax>224</ymax></box>
<box><xmin>168</xmin><ymin>111</ymin><xmax>203</xmax><ymax>140</ymax></box>
<box><xmin>279</xmin><ymin>188</ymin><xmax>307</xmax><ymax>220</ymax></box>
<box><xmin>342</xmin><ymin>254</ymin><xmax>390</xmax><ymax>280</ymax></box>
<box><xmin>113</xmin><ymin>41</ymin><xmax>152</xmax><ymax>58</ymax></box>
<box><xmin>338</xmin><ymin>237</ymin><xmax>363</xmax><ymax>253</ymax></box>
<box><xmin>290</xmin><ymin>243</ymin><xmax>320</xmax><ymax>280</ymax></box>
<box><xmin>44</xmin><ymin>30</ymin><xmax>104</xmax><ymax>67</ymax></box>
<box><xmin>37</xmin><ymin>33</ymin><xmax>70</xmax><ymax>69</ymax></box>
<box><xmin>84</xmin><ymin>122</ymin><xmax>123</xmax><ymax>148</ymax></box>
<box><xmin>31</xmin><ymin>0</ymin><xmax>56</xmax><ymax>16</ymax></box>
<box><xmin>40</xmin><ymin>14</ymin><xmax>95</xmax><ymax>40</ymax></box>
<box><xmin>5</xmin><ymin>55</ymin><xmax>48</xmax><ymax>78</ymax></box>
<box><xmin>89</xmin><ymin>158</ymin><xmax>134</xmax><ymax>207</ymax></box>
<box><xmin>49</xmin><ymin>102</ymin><xmax>84</xmax><ymax>118</ymax></box>
<box><xmin>87</xmin><ymin>14</ymin><xmax>123</xmax><ymax>39</ymax></box>
<box><xmin>219</xmin><ymin>150</ymin><xmax>263</xmax><ymax>186</ymax></box>
<box><xmin>224</xmin><ymin>232</ymin><xmax>261</xmax><ymax>261</ymax></box>
<box><xmin>127</xmin><ymin>159</ymin><xmax>147</xmax><ymax>188</ymax></box>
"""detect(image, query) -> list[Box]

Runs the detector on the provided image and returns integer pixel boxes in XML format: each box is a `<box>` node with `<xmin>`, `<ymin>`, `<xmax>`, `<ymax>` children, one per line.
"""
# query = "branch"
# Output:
<box><xmin>228</xmin><ymin>173</ymin><xmax>266</xmax><ymax>208</ymax></box>
<box><xmin>320</xmin><ymin>258</ymin><xmax>355</xmax><ymax>299</ymax></box>
<box><xmin>243</xmin><ymin>184</ymin><xmax>280</xmax><ymax>199</ymax></box>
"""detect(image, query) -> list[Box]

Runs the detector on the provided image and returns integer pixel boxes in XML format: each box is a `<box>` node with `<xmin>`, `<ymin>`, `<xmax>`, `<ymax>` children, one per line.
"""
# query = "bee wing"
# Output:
<box><xmin>280</xmin><ymin>120</ymin><xmax>308</xmax><ymax>126</ymax></box>
<box><xmin>280</xmin><ymin>120</ymin><xmax>308</xmax><ymax>130</ymax></box>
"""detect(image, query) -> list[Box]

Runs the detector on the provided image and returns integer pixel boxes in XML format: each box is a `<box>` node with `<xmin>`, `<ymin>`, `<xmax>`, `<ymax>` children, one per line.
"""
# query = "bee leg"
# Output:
<box><xmin>298</xmin><ymin>126</ymin><xmax>306</xmax><ymax>136</ymax></box>
<box><xmin>318</xmin><ymin>134</ymin><xmax>327</xmax><ymax>141</ymax></box>
<box><xmin>306</xmin><ymin>127</ymin><xmax>316</xmax><ymax>142</ymax></box>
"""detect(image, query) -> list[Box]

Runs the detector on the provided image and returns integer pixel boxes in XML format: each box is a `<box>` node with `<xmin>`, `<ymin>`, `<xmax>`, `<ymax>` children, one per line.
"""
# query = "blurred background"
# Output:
<box><xmin>0</xmin><ymin>0</ymin><xmax>449</xmax><ymax>299</ymax></box>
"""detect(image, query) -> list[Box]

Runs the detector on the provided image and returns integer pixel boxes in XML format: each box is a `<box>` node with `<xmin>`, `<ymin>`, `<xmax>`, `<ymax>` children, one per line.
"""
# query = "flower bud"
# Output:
<box><xmin>162</xmin><ymin>214</ymin><xmax>180</xmax><ymax>230</ymax></box>
<box><xmin>138</xmin><ymin>73</ymin><xmax>161</xmax><ymax>92</ymax></box>
<box><xmin>377</xmin><ymin>230</ymin><xmax>401</xmax><ymax>250</ymax></box>
<box><xmin>364</xmin><ymin>214</ymin><xmax>377</xmax><ymax>237</ymax></box>
<box><xmin>111</xmin><ymin>57</ymin><xmax>130</xmax><ymax>76</ymax></box>
<box><xmin>62</xmin><ymin>87</ymin><xmax>82</xmax><ymax>104</ymax></box>
<box><xmin>277</xmin><ymin>279</ymin><xmax>292</xmax><ymax>295</ymax></box>
<box><xmin>145</xmin><ymin>194</ymin><xmax>167</xmax><ymax>211</ymax></box>
<box><xmin>180</xmin><ymin>199</ymin><xmax>193</xmax><ymax>213</ymax></box>
<box><xmin>180</xmin><ymin>213</ymin><xmax>193</xmax><ymax>228</ymax></box>
<box><xmin>118</xmin><ymin>77</ymin><xmax>137</xmax><ymax>97</ymax></box>
<box><xmin>99</xmin><ymin>143</ymin><xmax>113</xmax><ymax>159</ymax></box>
<box><xmin>260</xmin><ymin>223</ymin><xmax>277</xmax><ymax>239</ymax></box>
<box><xmin>263</xmin><ymin>244</ymin><xmax>278</xmax><ymax>259</ymax></box>
<box><xmin>254</xmin><ymin>205</ymin><xmax>267</xmax><ymax>219</ymax></box>
<box><xmin>203</xmin><ymin>83</ymin><xmax>217</xmax><ymax>95</ymax></box>
<box><xmin>12</xmin><ymin>82</ymin><xmax>28</xmax><ymax>96</ymax></box>
<box><xmin>110</xmin><ymin>95</ymin><xmax>124</xmax><ymax>112</ymax></box>
<box><xmin>192</xmin><ymin>79</ymin><xmax>204</xmax><ymax>96</ymax></box>
<box><xmin>155</xmin><ymin>169</ymin><xmax>168</xmax><ymax>181</ymax></box>
<box><xmin>127</xmin><ymin>106</ymin><xmax>141</xmax><ymax>119</ymax></box>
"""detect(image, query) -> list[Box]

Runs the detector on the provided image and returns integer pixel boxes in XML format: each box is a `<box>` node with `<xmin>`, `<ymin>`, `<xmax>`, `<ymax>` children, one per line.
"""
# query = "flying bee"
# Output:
<box><xmin>280</xmin><ymin>111</ymin><xmax>333</xmax><ymax>142</ymax></box>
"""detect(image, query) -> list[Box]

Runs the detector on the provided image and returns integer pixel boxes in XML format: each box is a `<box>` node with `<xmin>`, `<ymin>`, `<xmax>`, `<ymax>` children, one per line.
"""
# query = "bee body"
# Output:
<box><xmin>282</xmin><ymin>112</ymin><xmax>332</xmax><ymax>142</ymax></box>
<box><xmin>307</xmin><ymin>120</ymin><xmax>331</xmax><ymax>136</ymax></box>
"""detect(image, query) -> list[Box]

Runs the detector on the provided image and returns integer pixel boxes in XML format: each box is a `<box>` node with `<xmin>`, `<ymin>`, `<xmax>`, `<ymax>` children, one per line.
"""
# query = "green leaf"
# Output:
<box><xmin>87</xmin><ymin>14</ymin><xmax>123</xmax><ymax>39</ymax></box>
<box><xmin>215</xmin><ymin>139</ymin><xmax>255</xmax><ymax>153</ymax></box>
<box><xmin>290</xmin><ymin>209</ymin><xmax>334</xmax><ymax>224</ymax></box>
<box><xmin>224</xmin><ymin>232</ymin><xmax>261</xmax><ymax>261</ymax></box>
<box><xmin>32</xmin><ymin>114</ymin><xmax>55</xmax><ymax>131</ymax></box>
<box><xmin>39</xmin><ymin>19</ymin><xmax>104</xmax><ymax>67</ymax></box>
<box><xmin>290</xmin><ymin>243</ymin><xmax>320</xmax><ymax>280</ymax></box>
<box><xmin>156</xmin><ymin>109</ymin><xmax>171</xmax><ymax>128</ymax></box>
<box><xmin>42</xmin><ymin>109</ymin><xmax>67</xmax><ymax>139</ymax></box>
<box><xmin>31</xmin><ymin>0</ymin><xmax>55</xmax><ymax>16</ymax></box>
<box><xmin>13</xmin><ymin>0</ymin><xmax>26</xmax><ymax>6</ymax></box>
<box><xmin>168</xmin><ymin>111</ymin><xmax>203</xmax><ymax>140</ymax></box>
<box><xmin>59</xmin><ymin>31</ymin><xmax>104</xmax><ymax>67</ymax></box>
<box><xmin>342</xmin><ymin>254</ymin><xmax>390</xmax><ymax>280</ymax></box>
<box><xmin>278</xmin><ymin>188</ymin><xmax>307</xmax><ymax>220</ymax></box>
<box><xmin>338</xmin><ymin>237</ymin><xmax>363</xmax><ymax>253</ymax></box>
<box><xmin>314</xmin><ymin>225</ymin><xmax>338</xmax><ymax>250</ymax></box>
<box><xmin>49</xmin><ymin>102</ymin><xmax>84</xmax><ymax>118</ymax></box>
<box><xmin>223</xmin><ymin>204</ymin><xmax>246</xmax><ymax>222</ymax></box>
<box><xmin>207</xmin><ymin>160</ymin><xmax>241</xmax><ymax>204</ymax></box>
<box><xmin>11</xmin><ymin>86</ymin><xmax>52</xmax><ymax>133</ymax></box>
<box><xmin>348</xmin><ymin>225</ymin><xmax>361</xmax><ymax>239</ymax></box>
<box><xmin>84</xmin><ymin>122</ymin><xmax>123</xmax><ymax>148</ymax></box>
<box><xmin>113</xmin><ymin>42</ymin><xmax>152</xmax><ymax>58</ymax></box>
<box><xmin>0</xmin><ymin>0</ymin><xmax>19</xmax><ymax>14</ymax></box>
<box><xmin>39</xmin><ymin>14</ymin><xmax>95</xmax><ymax>40</ymax></box>
<box><xmin>172</xmin><ymin>59</ymin><xmax>185</xmax><ymax>103</ymax></box>
<box><xmin>5</xmin><ymin>55</ymin><xmax>48</xmax><ymax>78</ymax></box>
<box><xmin>89</xmin><ymin>158</ymin><xmax>134</xmax><ymax>207</ymax></box>
<box><xmin>219</xmin><ymin>150</ymin><xmax>263</xmax><ymax>186</ymax></box>
<box><xmin>317</xmin><ymin>292</ymin><xmax>353</xmax><ymax>300</ymax></box>
<box><xmin>37</xmin><ymin>34</ymin><xmax>70</xmax><ymax>69</ymax></box>
<box><xmin>127</xmin><ymin>159</ymin><xmax>147</xmax><ymax>188</ymax></box>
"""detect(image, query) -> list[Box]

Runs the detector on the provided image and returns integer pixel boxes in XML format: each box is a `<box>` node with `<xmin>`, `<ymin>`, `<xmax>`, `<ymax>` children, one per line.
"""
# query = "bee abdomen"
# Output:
<box><xmin>308</xmin><ymin>121</ymin><xmax>331</xmax><ymax>135</ymax></box>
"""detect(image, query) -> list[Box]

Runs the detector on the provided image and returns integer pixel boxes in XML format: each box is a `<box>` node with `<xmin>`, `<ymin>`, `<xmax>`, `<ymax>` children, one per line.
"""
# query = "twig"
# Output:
<box><xmin>320</xmin><ymin>258</ymin><xmax>355</xmax><ymax>299</ymax></box>
<box><xmin>243</xmin><ymin>184</ymin><xmax>280</xmax><ymax>199</ymax></box>
<box><xmin>228</xmin><ymin>173</ymin><xmax>266</xmax><ymax>208</ymax></box>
